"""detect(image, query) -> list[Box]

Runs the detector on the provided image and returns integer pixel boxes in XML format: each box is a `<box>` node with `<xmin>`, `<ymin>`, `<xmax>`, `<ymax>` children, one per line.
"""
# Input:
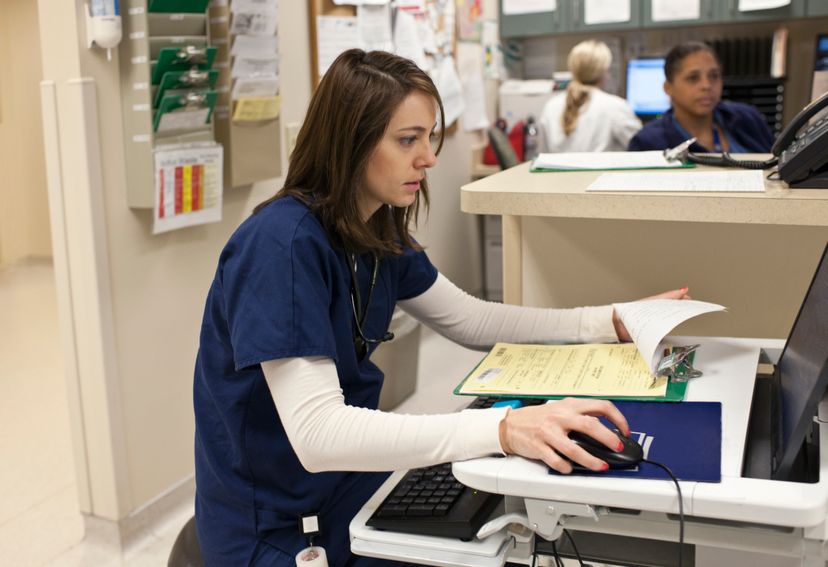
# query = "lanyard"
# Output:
<box><xmin>711</xmin><ymin>125</ymin><xmax>723</xmax><ymax>152</ymax></box>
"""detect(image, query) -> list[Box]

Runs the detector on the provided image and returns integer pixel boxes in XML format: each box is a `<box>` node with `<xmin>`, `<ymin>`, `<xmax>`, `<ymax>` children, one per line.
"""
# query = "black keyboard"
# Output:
<box><xmin>366</xmin><ymin>463</ymin><xmax>502</xmax><ymax>541</ymax></box>
<box><xmin>366</xmin><ymin>396</ymin><xmax>547</xmax><ymax>540</ymax></box>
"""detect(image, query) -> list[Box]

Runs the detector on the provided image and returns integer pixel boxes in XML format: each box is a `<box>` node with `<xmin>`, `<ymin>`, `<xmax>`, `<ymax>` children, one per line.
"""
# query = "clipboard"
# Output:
<box><xmin>528</xmin><ymin>150</ymin><xmax>697</xmax><ymax>173</ymax></box>
<box><xmin>153</xmin><ymin>90</ymin><xmax>218</xmax><ymax>132</ymax></box>
<box><xmin>151</xmin><ymin>45</ymin><xmax>218</xmax><ymax>85</ymax></box>
<box><xmin>154</xmin><ymin>69</ymin><xmax>219</xmax><ymax>107</ymax></box>
<box><xmin>452</xmin><ymin>346</ymin><xmax>697</xmax><ymax>403</ymax></box>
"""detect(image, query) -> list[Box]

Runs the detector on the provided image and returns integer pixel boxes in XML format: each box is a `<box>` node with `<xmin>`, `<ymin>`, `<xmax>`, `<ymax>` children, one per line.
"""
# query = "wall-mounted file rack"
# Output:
<box><xmin>118</xmin><ymin>0</ymin><xmax>281</xmax><ymax>209</ymax></box>
<box><xmin>209</xmin><ymin>1</ymin><xmax>281</xmax><ymax>189</ymax></box>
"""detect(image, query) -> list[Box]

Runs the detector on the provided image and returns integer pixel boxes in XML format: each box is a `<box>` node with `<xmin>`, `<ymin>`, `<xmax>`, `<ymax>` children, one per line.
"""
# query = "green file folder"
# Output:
<box><xmin>148</xmin><ymin>0</ymin><xmax>209</xmax><ymax>13</ymax></box>
<box><xmin>154</xmin><ymin>69</ymin><xmax>219</xmax><ymax>107</ymax></box>
<box><xmin>151</xmin><ymin>45</ymin><xmax>217</xmax><ymax>85</ymax></box>
<box><xmin>153</xmin><ymin>90</ymin><xmax>218</xmax><ymax>132</ymax></box>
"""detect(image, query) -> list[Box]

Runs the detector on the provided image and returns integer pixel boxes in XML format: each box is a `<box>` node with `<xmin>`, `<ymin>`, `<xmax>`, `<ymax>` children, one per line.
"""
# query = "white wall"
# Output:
<box><xmin>37</xmin><ymin>0</ymin><xmax>487</xmax><ymax>528</ymax></box>
<box><xmin>0</xmin><ymin>0</ymin><xmax>52</xmax><ymax>265</ymax></box>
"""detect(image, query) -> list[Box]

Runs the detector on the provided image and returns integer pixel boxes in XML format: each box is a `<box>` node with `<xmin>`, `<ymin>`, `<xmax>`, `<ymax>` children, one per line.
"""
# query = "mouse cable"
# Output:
<box><xmin>561</xmin><ymin>528</ymin><xmax>586</xmax><ymax>566</ymax></box>
<box><xmin>548</xmin><ymin>539</ymin><xmax>564</xmax><ymax>567</ymax></box>
<box><xmin>642</xmin><ymin>458</ymin><xmax>685</xmax><ymax>567</ymax></box>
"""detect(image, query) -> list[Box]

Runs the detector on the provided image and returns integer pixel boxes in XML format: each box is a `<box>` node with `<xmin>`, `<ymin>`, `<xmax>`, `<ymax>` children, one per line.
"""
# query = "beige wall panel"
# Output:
<box><xmin>0</xmin><ymin>0</ymin><xmax>51</xmax><ymax>265</ymax></box>
<box><xmin>521</xmin><ymin>217</ymin><xmax>827</xmax><ymax>339</ymax></box>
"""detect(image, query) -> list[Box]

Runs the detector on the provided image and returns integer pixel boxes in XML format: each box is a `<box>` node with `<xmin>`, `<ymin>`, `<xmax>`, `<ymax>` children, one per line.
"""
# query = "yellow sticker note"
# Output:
<box><xmin>458</xmin><ymin>342</ymin><xmax>668</xmax><ymax>398</ymax></box>
<box><xmin>232</xmin><ymin>95</ymin><xmax>280</xmax><ymax>122</ymax></box>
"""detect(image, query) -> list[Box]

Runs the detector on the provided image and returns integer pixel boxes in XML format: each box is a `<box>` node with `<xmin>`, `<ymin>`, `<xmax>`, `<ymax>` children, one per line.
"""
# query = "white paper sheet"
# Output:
<box><xmin>502</xmin><ymin>0</ymin><xmax>556</xmax><ymax>15</ymax></box>
<box><xmin>232</xmin><ymin>34</ymin><xmax>278</xmax><ymax>57</ymax></box>
<box><xmin>584</xmin><ymin>0</ymin><xmax>630</xmax><ymax>24</ymax></box>
<box><xmin>232</xmin><ymin>76</ymin><xmax>279</xmax><ymax>100</ymax></box>
<box><xmin>316</xmin><ymin>16</ymin><xmax>359</xmax><ymax>77</ymax></box>
<box><xmin>460</xmin><ymin>71</ymin><xmax>489</xmax><ymax>132</ymax></box>
<box><xmin>230</xmin><ymin>10</ymin><xmax>278</xmax><ymax>36</ymax></box>
<box><xmin>333</xmin><ymin>0</ymin><xmax>389</xmax><ymax>4</ymax></box>
<box><xmin>433</xmin><ymin>56</ymin><xmax>464</xmax><ymax>128</ymax></box>
<box><xmin>230</xmin><ymin>0</ymin><xmax>277</xmax><ymax>12</ymax></box>
<box><xmin>613</xmin><ymin>299</ymin><xmax>726</xmax><ymax>372</ymax></box>
<box><xmin>393</xmin><ymin>9</ymin><xmax>429</xmax><ymax>71</ymax></box>
<box><xmin>533</xmin><ymin>151</ymin><xmax>685</xmax><ymax>170</ymax></box>
<box><xmin>481</xmin><ymin>20</ymin><xmax>501</xmax><ymax>80</ymax></box>
<box><xmin>651</xmin><ymin>0</ymin><xmax>700</xmax><ymax>21</ymax></box>
<box><xmin>587</xmin><ymin>171</ymin><xmax>766</xmax><ymax>192</ymax></box>
<box><xmin>231</xmin><ymin>56</ymin><xmax>279</xmax><ymax>79</ymax></box>
<box><xmin>738</xmin><ymin>0</ymin><xmax>790</xmax><ymax>11</ymax></box>
<box><xmin>153</xmin><ymin>143</ymin><xmax>223</xmax><ymax>234</ymax></box>
<box><xmin>357</xmin><ymin>4</ymin><xmax>393</xmax><ymax>52</ymax></box>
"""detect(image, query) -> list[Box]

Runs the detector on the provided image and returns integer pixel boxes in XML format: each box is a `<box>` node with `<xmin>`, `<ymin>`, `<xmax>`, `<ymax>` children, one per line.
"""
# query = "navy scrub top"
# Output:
<box><xmin>193</xmin><ymin>196</ymin><xmax>438</xmax><ymax>565</ymax></box>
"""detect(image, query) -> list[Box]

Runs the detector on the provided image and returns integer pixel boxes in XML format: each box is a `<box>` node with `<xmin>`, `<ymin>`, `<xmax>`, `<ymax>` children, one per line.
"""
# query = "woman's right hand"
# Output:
<box><xmin>498</xmin><ymin>398</ymin><xmax>630</xmax><ymax>473</ymax></box>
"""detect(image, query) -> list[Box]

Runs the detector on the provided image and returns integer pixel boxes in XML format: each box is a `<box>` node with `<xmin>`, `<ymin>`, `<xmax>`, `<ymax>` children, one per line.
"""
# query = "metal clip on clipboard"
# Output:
<box><xmin>656</xmin><ymin>344</ymin><xmax>702</xmax><ymax>383</ymax></box>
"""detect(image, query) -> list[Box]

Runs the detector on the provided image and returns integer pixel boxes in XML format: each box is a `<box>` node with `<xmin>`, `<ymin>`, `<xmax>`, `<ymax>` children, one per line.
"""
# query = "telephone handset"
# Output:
<box><xmin>775</xmin><ymin>90</ymin><xmax>828</xmax><ymax>188</ymax></box>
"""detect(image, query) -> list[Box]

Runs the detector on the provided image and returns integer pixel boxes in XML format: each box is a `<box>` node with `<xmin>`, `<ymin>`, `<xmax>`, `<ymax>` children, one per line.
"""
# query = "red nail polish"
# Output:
<box><xmin>601</xmin><ymin>462</ymin><xmax>609</xmax><ymax>471</ymax></box>
<box><xmin>616</xmin><ymin>442</ymin><xmax>624</xmax><ymax>452</ymax></box>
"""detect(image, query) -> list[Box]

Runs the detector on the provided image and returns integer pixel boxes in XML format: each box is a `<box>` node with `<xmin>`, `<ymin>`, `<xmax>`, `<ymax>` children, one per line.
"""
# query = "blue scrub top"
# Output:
<box><xmin>193</xmin><ymin>196</ymin><xmax>438</xmax><ymax>565</ymax></box>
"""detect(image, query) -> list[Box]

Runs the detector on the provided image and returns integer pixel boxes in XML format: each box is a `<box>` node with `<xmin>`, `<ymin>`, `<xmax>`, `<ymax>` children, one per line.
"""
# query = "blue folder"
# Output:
<box><xmin>550</xmin><ymin>401</ymin><xmax>722</xmax><ymax>482</ymax></box>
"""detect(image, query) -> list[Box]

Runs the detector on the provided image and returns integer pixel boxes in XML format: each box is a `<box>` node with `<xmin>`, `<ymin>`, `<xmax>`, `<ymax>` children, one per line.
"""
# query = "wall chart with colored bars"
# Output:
<box><xmin>153</xmin><ymin>142</ymin><xmax>223</xmax><ymax>234</ymax></box>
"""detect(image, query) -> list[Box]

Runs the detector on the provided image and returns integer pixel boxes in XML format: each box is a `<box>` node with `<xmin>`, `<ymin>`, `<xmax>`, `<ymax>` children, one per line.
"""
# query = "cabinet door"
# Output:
<box><xmin>499</xmin><ymin>0</ymin><xmax>570</xmax><ymax>38</ymax></box>
<box><xmin>807</xmin><ymin>0</ymin><xmax>828</xmax><ymax>16</ymax></box>
<box><xmin>717</xmin><ymin>0</ymin><xmax>804</xmax><ymax>21</ymax></box>
<box><xmin>570</xmin><ymin>0</ymin><xmax>642</xmax><ymax>31</ymax></box>
<box><xmin>642</xmin><ymin>0</ymin><xmax>717</xmax><ymax>27</ymax></box>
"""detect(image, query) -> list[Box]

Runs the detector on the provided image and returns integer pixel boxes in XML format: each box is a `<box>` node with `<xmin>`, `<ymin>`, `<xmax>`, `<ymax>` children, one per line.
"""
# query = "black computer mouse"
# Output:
<box><xmin>566</xmin><ymin>429</ymin><xmax>643</xmax><ymax>470</ymax></box>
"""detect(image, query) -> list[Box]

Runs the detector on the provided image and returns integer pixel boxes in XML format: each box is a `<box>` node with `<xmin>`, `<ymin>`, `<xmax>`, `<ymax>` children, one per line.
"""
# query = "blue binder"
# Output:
<box><xmin>551</xmin><ymin>401</ymin><xmax>722</xmax><ymax>482</ymax></box>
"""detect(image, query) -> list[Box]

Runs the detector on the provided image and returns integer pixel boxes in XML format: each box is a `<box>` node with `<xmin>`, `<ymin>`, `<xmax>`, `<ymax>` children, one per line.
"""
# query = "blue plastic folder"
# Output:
<box><xmin>550</xmin><ymin>401</ymin><xmax>722</xmax><ymax>482</ymax></box>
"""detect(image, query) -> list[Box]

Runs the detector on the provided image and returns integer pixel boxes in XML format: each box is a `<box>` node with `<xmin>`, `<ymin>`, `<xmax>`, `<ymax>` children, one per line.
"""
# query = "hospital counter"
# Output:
<box><xmin>460</xmin><ymin>158</ymin><xmax>828</xmax><ymax>339</ymax></box>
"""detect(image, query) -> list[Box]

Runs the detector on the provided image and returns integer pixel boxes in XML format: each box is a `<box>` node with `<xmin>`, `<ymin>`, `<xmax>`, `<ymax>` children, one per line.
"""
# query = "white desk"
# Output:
<box><xmin>351</xmin><ymin>336</ymin><xmax>828</xmax><ymax>566</ymax></box>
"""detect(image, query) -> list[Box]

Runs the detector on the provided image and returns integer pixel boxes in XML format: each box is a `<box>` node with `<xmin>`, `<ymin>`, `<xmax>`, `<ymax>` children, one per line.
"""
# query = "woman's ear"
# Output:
<box><xmin>662</xmin><ymin>80</ymin><xmax>672</xmax><ymax>98</ymax></box>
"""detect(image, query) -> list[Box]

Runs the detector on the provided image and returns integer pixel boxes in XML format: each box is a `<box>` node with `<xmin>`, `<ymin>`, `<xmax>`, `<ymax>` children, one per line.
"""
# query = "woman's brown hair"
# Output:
<box><xmin>562</xmin><ymin>40</ymin><xmax>612</xmax><ymax>136</ymax></box>
<box><xmin>254</xmin><ymin>49</ymin><xmax>445</xmax><ymax>256</ymax></box>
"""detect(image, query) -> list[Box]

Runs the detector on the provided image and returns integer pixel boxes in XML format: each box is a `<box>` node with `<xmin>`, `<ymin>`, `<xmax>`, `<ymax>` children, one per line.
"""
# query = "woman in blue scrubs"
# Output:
<box><xmin>628</xmin><ymin>41</ymin><xmax>774</xmax><ymax>153</ymax></box>
<box><xmin>194</xmin><ymin>49</ymin><xmax>688</xmax><ymax>566</ymax></box>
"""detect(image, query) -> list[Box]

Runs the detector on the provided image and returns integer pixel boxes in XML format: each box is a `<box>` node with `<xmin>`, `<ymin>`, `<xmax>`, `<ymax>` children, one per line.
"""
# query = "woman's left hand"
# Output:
<box><xmin>612</xmin><ymin>287</ymin><xmax>690</xmax><ymax>342</ymax></box>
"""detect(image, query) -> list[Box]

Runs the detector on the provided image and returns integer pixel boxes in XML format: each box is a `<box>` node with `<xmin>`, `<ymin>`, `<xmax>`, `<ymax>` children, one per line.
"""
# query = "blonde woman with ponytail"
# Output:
<box><xmin>539</xmin><ymin>40</ymin><xmax>641</xmax><ymax>152</ymax></box>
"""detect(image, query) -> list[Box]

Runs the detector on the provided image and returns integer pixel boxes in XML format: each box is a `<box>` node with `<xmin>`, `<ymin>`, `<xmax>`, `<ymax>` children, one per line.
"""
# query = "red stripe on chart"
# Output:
<box><xmin>192</xmin><ymin>164</ymin><xmax>201</xmax><ymax>211</ymax></box>
<box><xmin>175</xmin><ymin>166</ymin><xmax>183</xmax><ymax>215</ymax></box>
<box><xmin>159</xmin><ymin>168</ymin><xmax>165</xmax><ymax>218</ymax></box>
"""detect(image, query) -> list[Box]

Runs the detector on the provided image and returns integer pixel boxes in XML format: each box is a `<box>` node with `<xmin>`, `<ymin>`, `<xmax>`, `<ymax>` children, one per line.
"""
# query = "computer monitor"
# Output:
<box><xmin>773</xmin><ymin>242</ymin><xmax>828</xmax><ymax>480</ymax></box>
<box><xmin>626</xmin><ymin>58</ymin><xmax>670</xmax><ymax>116</ymax></box>
<box><xmin>815</xmin><ymin>34</ymin><xmax>828</xmax><ymax>71</ymax></box>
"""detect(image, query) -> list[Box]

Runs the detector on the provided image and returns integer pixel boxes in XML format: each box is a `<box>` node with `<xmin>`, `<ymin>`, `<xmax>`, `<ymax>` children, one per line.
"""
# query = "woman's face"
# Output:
<box><xmin>359</xmin><ymin>91</ymin><xmax>438</xmax><ymax>221</ymax></box>
<box><xmin>663</xmin><ymin>50</ymin><xmax>722</xmax><ymax>119</ymax></box>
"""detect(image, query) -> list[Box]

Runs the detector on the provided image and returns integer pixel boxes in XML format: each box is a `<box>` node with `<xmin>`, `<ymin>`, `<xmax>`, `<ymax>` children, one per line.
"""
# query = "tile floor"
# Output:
<box><xmin>0</xmin><ymin>262</ymin><xmax>802</xmax><ymax>567</ymax></box>
<box><xmin>0</xmin><ymin>262</ymin><xmax>489</xmax><ymax>566</ymax></box>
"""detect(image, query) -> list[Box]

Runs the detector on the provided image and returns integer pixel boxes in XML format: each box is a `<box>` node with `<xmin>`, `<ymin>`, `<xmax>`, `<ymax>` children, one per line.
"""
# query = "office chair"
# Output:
<box><xmin>167</xmin><ymin>515</ymin><xmax>203</xmax><ymax>567</ymax></box>
<box><xmin>487</xmin><ymin>126</ymin><xmax>520</xmax><ymax>170</ymax></box>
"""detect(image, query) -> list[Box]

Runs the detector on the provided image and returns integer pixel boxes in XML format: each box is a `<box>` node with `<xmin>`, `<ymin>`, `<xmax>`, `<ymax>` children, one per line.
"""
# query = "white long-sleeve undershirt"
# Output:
<box><xmin>263</xmin><ymin>273</ymin><xmax>618</xmax><ymax>473</ymax></box>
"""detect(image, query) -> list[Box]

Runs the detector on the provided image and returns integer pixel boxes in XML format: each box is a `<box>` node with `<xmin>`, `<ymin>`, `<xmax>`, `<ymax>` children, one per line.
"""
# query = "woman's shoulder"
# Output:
<box><xmin>229</xmin><ymin>196</ymin><xmax>329</xmax><ymax>252</ymax></box>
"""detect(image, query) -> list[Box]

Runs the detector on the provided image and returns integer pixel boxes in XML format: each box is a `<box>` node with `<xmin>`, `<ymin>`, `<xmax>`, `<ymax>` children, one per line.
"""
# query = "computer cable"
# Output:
<box><xmin>548</xmin><ymin>539</ymin><xmax>564</xmax><ymax>567</ymax></box>
<box><xmin>562</xmin><ymin>528</ymin><xmax>586</xmax><ymax>566</ymax></box>
<box><xmin>642</xmin><ymin>458</ymin><xmax>685</xmax><ymax>567</ymax></box>
<box><xmin>663</xmin><ymin>137</ymin><xmax>778</xmax><ymax>170</ymax></box>
<box><xmin>686</xmin><ymin>151</ymin><xmax>778</xmax><ymax>170</ymax></box>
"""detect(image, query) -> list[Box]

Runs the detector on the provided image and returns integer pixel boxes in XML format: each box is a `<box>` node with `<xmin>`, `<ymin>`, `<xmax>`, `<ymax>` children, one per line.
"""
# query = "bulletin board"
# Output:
<box><xmin>308</xmin><ymin>0</ymin><xmax>459</xmax><ymax>131</ymax></box>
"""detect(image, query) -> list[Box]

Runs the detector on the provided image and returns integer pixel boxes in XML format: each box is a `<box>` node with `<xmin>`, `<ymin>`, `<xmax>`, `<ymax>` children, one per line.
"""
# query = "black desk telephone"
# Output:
<box><xmin>774</xmin><ymin>90</ymin><xmax>828</xmax><ymax>188</ymax></box>
<box><xmin>674</xmin><ymin>91</ymin><xmax>828</xmax><ymax>187</ymax></box>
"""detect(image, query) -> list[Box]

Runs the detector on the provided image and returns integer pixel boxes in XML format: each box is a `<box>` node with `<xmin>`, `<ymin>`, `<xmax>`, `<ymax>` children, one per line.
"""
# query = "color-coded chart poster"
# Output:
<box><xmin>153</xmin><ymin>142</ymin><xmax>224</xmax><ymax>234</ymax></box>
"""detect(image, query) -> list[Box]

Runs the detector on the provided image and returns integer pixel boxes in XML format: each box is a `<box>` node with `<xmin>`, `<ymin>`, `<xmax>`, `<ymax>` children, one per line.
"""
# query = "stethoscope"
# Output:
<box><xmin>347</xmin><ymin>251</ymin><xmax>394</xmax><ymax>360</ymax></box>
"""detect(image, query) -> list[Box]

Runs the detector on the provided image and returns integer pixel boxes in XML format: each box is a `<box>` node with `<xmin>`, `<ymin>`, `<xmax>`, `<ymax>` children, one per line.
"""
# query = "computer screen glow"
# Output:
<box><xmin>626</xmin><ymin>58</ymin><xmax>670</xmax><ymax>116</ymax></box>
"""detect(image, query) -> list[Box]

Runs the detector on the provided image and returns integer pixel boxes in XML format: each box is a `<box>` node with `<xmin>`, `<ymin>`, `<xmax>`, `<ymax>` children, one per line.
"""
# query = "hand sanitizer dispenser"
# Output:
<box><xmin>86</xmin><ymin>0</ymin><xmax>122</xmax><ymax>61</ymax></box>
